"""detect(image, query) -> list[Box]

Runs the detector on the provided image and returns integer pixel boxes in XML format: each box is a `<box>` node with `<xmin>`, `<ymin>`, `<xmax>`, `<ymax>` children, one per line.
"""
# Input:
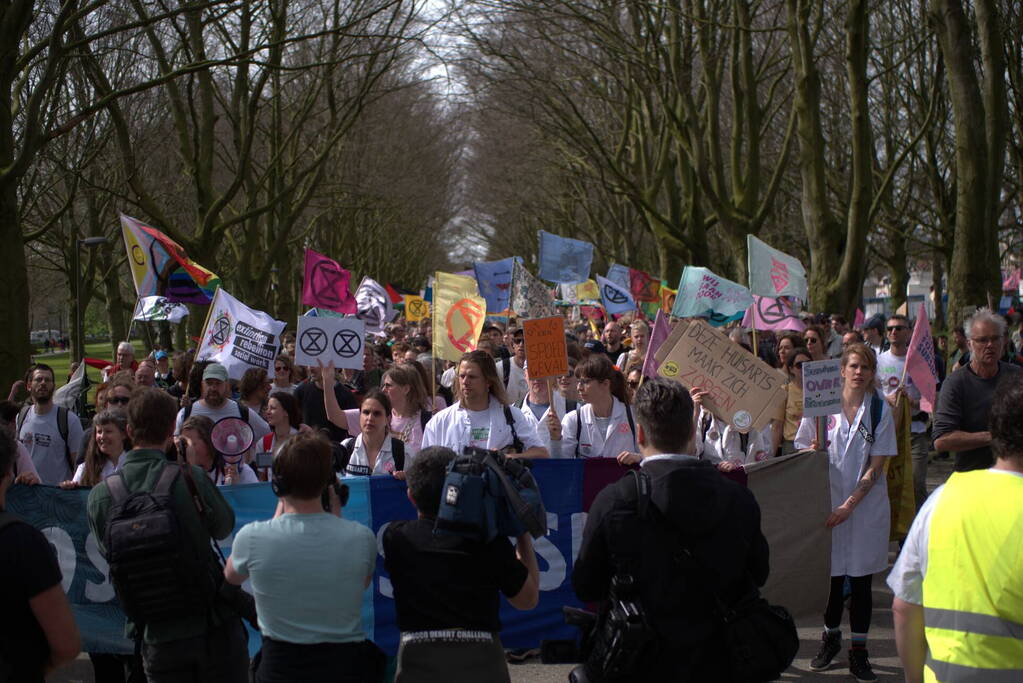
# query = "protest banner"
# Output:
<box><xmin>7</xmin><ymin>455</ymin><xmax>829</xmax><ymax>656</ymax></box>
<box><xmin>403</xmin><ymin>295</ymin><xmax>430</xmax><ymax>322</ymax></box>
<box><xmin>596</xmin><ymin>274</ymin><xmax>636</xmax><ymax>316</ymax></box>
<box><xmin>801</xmin><ymin>359</ymin><xmax>842</xmax><ymax>417</ymax></box>
<box><xmin>354</xmin><ymin>277</ymin><xmax>395</xmax><ymax>334</ymax></box>
<box><xmin>606</xmin><ymin>263</ymin><xmax>631</xmax><ymax>290</ymax></box>
<box><xmin>196</xmin><ymin>288</ymin><xmax>286</xmax><ymax>379</ymax></box>
<box><xmin>522</xmin><ymin>316</ymin><xmax>568</xmax><ymax>379</ymax></box>
<box><xmin>302</xmin><ymin>248</ymin><xmax>357</xmax><ymax>314</ymax></box>
<box><xmin>747</xmin><ymin>234</ymin><xmax>808</xmax><ymax>302</ymax></box>
<box><xmin>537</xmin><ymin>229</ymin><xmax>594</xmax><ymax>284</ymax></box>
<box><xmin>511</xmin><ymin>260</ymin><xmax>557</xmax><ymax>319</ymax></box>
<box><xmin>433</xmin><ymin>271</ymin><xmax>487</xmax><ymax>362</ymax></box>
<box><xmin>629</xmin><ymin>268</ymin><xmax>660</xmax><ymax>302</ymax></box>
<box><xmin>576</xmin><ymin>279</ymin><xmax>600</xmax><ymax>302</ymax></box>
<box><xmin>672</xmin><ymin>266</ymin><xmax>753</xmax><ymax>320</ymax></box>
<box><xmin>132</xmin><ymin>296</ymin><xmax>189</xmax><ymax>324</ymax></box>
<box><xmin>473</xmin><ymin>258</ymin><xmax>515</xmax><ymax>313</ymax></box>
<box><xmin>295</xmin><ymin>316</ymin><xmax>367</xmax><ymax>370</ymax></box>
<box><xmin>641</xmin><ymin>309</ymin><xmax>670</xmax><ymax>378</ymax></box>
<box><xmin>742</xmin><ymin>295</ymin><xmax>805</xmax><ymax>332</ymax></box>
<box><xmin>120</xmin><ymin>213</ymin><xmax>221</xmax><ymax>304</ymax></box>
<box><xmin>904</xmin><ymin>302</ymin><xmax>938</xmax><ymax>412</ymax></box>
<box><xmin>656</xmin><ymin>319</ymin><xmax>787</xmax><ymax>431</ymax></box>
<box><xmin>660</xmin><ymin>284</ymin><xmax>677</xmax><ymax>314</ymax></box>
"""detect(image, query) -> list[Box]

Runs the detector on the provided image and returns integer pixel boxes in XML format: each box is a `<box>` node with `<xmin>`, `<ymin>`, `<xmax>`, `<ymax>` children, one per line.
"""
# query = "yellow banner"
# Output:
<box><xmin>404</xmin><ymin>295</ymin><xmax>430</xmax><ymax>322</ymax></box>
<box><xmin>886</xmin><ymin>395</ymin><xmax>916</xmax><ymax>542</ymax></box>
<box><xmin>576</xmin><ymin>279</ymin><xmax>600</xmax><ymax>301</ymax></box>
<box><xmin>432</xmin><ymin>272</ymin><xmax>487</xmax><ymax>362</ymax></box>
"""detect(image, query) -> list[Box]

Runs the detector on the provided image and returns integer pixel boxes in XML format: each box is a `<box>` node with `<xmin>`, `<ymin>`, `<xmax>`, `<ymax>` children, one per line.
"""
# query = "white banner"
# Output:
<box><xmin>295</xmin><ymin>316</ymin><xmax>366</xmax><ymax>370</ymax></box>
<box><xmin>196</xmin><ymin>288</ymin><xmax>286</xmax><ymax>380</ymax></box>
<box><xmin>132</xmin><ymin>296</ymin><xmax>189</xmax><ymax>324</ymax></box>
<box><xmin>354</xmin><ymin>277</ymin><xmax>395</xmax><ymax>335</ymax></box>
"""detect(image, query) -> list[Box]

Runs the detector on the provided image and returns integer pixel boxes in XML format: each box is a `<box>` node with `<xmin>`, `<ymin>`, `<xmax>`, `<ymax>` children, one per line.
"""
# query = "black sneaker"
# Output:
<box><xmin>809</xmin><ymin>630</ymin><xmax>841</xmax><ymax>671</ymax></box>
<box><xmin>849</xmin><ymin>648</ymin><xmax>878</xmax><ymax>681</ymax></box>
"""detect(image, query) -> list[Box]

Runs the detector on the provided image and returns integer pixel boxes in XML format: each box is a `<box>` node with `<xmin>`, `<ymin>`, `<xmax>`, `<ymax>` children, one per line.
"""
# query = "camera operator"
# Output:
<box><xmin>572</xmin><ymin>378</ymin><xmax>769</xmax><ymax>681</ymax></box>
<box><xmin>383</xmin><ymin>446</ymin><xmax>539</xmax><ymax>683</ymax></box>
<box><xmin>224</xmin><ymin>431</ymin><xmax>380</xmax><ymax>682</ymax></box>
<box><xmin>421</xmin><ymin>350</ymin><xmax>548</xmax><ymax>459</ymax></box>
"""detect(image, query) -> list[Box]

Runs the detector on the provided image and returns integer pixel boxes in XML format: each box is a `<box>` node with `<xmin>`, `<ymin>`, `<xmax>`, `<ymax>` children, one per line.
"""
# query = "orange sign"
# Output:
<box><xmin>522</xmin><ymin>316</ymin><xmax>568</xmax><ymax>379</ymax></box>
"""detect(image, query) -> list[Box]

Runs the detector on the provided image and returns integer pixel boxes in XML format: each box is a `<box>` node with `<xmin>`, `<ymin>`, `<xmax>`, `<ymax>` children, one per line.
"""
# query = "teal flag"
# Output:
<box><xmin>747</xmin><ymin>234</ymin><xmax>808</xmax><ymax>301</ymax></box>
<box><xmin>671</xmin><ymin>266</ymin><xmax>753</xmax><ymax>320</ymax></box>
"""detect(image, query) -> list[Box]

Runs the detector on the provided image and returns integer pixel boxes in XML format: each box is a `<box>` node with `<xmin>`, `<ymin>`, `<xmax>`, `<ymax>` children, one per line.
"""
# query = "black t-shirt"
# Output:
<box><xmin>293</xmin><ymin>381</ymin><xmax>358</xmax><ymax>442</ymax></box>
<box><xmin>0</xmin><ymin>516</ymin><xmax>63</xmax><ymax>683</ymax></box>
<box><xmin>383</xmin><ymin>518</ymin><xmax>527</xmax><ymax>632</ymax></box>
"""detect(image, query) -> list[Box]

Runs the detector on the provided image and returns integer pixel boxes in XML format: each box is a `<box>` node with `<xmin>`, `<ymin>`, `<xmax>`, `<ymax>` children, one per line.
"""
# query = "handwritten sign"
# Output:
<box><xmin>656</xmin><ymin>319</ymin><xmax>787</xmax><ymax>431</ymax></box>
<box><xmin>522</xmin><ymin>316</ymin><xmax>568</xmax><ymax>379</ymax></box>
<box><xmin>801</xmin><ymin>359</ymin><xmax>842</xmax><ymax>417</ymax></box>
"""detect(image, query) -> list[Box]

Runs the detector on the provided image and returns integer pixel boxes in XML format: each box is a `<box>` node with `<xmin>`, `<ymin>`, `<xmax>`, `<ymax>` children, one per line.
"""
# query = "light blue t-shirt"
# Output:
<box><xmin>231</xmin><ymin>512</ymin><xmax>376</xmax><ymax>644</ymax></box>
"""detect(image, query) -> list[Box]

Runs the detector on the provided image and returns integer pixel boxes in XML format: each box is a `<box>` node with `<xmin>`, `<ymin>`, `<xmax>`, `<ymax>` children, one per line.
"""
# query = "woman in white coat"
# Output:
<box><xmin>794</xmin><ymin>343</ymin><xmax>896</xmax><ymax>680</ymax></box>
<box><xmin>691</xmin><ymin>394</ymin><xmax>772</xmax><ymax>471</ymax></box>
<box><xmin>421</xmin><ymin>350</ymin><xmax>547</xmax><ymax>458</ymax></box>
<box><xmin>561</xmin><ymin>355</ymin><xmax>638</xmax><ymax>461</ymax></box>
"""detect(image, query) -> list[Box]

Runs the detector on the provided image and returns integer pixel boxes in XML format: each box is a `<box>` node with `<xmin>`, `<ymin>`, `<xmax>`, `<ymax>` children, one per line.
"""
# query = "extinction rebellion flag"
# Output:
<box><xmin>196</xmin><ymin>288</ymin><xmax>286</xmax><ymax>380</ymax></box>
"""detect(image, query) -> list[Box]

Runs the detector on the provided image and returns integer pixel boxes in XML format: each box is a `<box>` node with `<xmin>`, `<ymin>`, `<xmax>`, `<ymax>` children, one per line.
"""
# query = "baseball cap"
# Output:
<box><xmin>202</xmin><ymin>363</ymin><xmax>229</xmax><ymax>382</ymax></box>
<box><xmin>154</xmin><ymin>350</ymin><xmax>168</xmax><ymax>360</ymax></box>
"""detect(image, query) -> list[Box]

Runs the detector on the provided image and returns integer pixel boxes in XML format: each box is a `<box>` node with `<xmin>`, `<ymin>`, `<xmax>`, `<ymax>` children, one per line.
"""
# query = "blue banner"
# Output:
<box><xmin>537</xmin><ymin>230</ymin><xmax>594</xmax><ymax>284</ymax></box>
<box><xmin>7</xmin><ymin>462</ymin><xmax>595</xmax><ymax>656</ymax></box>
<box><xmin>473</xmin><ymin>258</ymin><xmax>515</xmax><ymax>314</ymax></box>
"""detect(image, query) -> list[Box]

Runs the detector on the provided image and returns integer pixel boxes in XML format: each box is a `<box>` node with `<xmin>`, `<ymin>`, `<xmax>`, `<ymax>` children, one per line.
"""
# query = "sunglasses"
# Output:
<box><xmin>886</xmin><ymin>325</ymin><xmax>908</xmax><ymax>332</ymax></box>
<box><xmin>108</xmin><ymin>396</ymin><xmax>130</xmax><ymax>405</ymax></box>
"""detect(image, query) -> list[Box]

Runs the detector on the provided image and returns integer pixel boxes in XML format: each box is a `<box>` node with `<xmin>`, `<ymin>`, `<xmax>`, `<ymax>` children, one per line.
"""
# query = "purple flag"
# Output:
<box><xmin>741</xmin><ymin>295</ymin><xmax>806</xmax><ymax>332</ymax></box>
<box><xmin>641</xmin><ymin>310</ymin><xmax>671</xmax><ymax>377</ymax></box>
<box><xmin>302</xmin><ymin>248</ymin><xmax>357</xmax><ymax>314</ymax></box>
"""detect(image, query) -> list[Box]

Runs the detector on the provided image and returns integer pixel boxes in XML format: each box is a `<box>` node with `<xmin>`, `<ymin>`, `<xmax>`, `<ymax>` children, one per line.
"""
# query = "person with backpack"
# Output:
<box><xmin>17</xmin><ymin>363</ymin><xmax>85</xmax><ymax>485</ymax></box>
<box><xmin>517</xmin><ymin>361</ymin><xmax>575</xmax><ymax>457</ymax></box>
<box><xmin>174</xmin><ymin>362</ymin><xmax>270</xmax><ymax>458</ymax></box>
<box><xmin>224</xmin><ymin>431</ymin><xmax>381</xmax><ymax>683</ymax></box>
<box><xmin>559</xmin><ymin>354</ymin><xmax>638</xmax><ymax>461</ymax></box>
<box><xmin>496</xmin><ymin>328</ymin><xmax>528</xmax><ymax>405</ymax></box>
<box><xmin>794</xmin><ymin>343</ymin><xmax>897</xmax><ymax>682</ymax></box>
<box><xmin>572</xmin><ymin>378</ymin><xmax>770</xmax><ymax>681</ymax></box>
<box><xmin>87</xmin><ymin>387</ymin><xmax>249</xmax><ymax>683</ymax></box>
<box><xmin>338</xmin><ymin>390</ymin><xmax>407</xmax><ymax>477</ymax></box>
<box><xmin>421</xmin><ymin>351</ymin><xmax>547</xmax><ymax>459</ymax></box>
<box><xmin>0</xmin><ymin>430</ymin><xmax>81</xmax><ymax>682</ymax></box>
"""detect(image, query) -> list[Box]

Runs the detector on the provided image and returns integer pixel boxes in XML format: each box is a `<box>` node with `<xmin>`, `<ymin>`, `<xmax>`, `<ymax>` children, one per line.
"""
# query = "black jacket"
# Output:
<box><xmin>573</xmin><ymin>457</ymin><xmax>769</xmax><ymax>681</ymax></box>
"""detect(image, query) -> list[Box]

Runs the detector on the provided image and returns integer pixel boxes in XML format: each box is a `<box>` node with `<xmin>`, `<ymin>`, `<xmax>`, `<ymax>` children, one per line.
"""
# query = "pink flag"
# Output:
<box><xmin>641</xmin><ymin>309</ymin><xmax>671</xmax><ymax>377</ymax></box>
<box><xmin>854</xmin><ymin>308</ymin><xmax>865</xmax><ymax>328</ymax></box>
<box><xmin>905</xmin><ymin>303</ymin><xmax>938</xmax><ymax>412</ymax></box>
<box><xmin>1002</xmin><ymin>268</ymin><xmax>1020</xmax><ymax>292</ymax></box>
<box><xmin>741</xmin><ymin>295</ymin><xmax>806</xmax><ymax>332</ymax></box>
<box><xmin>302</xmin><ymin>248</ymin><xmax>357</xmax><ymax>314</ymax></box>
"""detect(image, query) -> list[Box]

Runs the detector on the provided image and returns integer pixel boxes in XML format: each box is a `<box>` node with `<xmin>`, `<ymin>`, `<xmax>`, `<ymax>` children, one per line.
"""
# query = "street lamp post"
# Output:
<box><xmin>72</xmin><ymin>236</ymin><xmax>109</xmax><ymax>361</ymax></box>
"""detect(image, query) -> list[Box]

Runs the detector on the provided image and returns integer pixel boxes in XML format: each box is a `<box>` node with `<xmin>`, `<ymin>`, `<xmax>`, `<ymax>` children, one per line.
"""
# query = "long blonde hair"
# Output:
<box><xmin>455</xmin><ymin>350</ymin><xmax>509</xmax><ymax>406</ymax></box>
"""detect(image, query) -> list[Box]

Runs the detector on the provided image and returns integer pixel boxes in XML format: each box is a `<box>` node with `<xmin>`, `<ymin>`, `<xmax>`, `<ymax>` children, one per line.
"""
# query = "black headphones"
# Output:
<box><xmin>271</xmin><ymin>468</ymin><xmax>350</xmax><ymax>508</ymax></box>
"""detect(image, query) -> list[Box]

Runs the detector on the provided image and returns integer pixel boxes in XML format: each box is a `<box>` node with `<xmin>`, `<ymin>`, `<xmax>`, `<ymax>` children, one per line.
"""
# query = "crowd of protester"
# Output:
<box><xmin>2</xmin><ymin>303</ymin><xmax>1022</xmax><ymax>682</ymax></box>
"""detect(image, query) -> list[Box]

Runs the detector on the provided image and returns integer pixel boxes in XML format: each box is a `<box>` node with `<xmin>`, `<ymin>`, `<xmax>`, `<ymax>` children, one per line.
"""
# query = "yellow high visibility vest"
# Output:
<box><xmin>922</xmin><ymin>470</ymin><xmax>1023</xmax><ymax>682</ymax></box>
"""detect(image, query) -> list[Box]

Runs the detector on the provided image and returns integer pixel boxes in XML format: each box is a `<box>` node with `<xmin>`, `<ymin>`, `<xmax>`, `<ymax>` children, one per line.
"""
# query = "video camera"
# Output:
<box><xmin>435</xmin><ymin>447</ymin><xmax>548</xmax><ymax>543</ymax></box>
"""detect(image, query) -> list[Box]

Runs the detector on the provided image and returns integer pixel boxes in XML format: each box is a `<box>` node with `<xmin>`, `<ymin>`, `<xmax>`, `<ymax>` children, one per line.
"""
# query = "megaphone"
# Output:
<box><xmin>211</xmin><ymin>417</ymin><xmax>254</xmax><ymax>465</ymax></box>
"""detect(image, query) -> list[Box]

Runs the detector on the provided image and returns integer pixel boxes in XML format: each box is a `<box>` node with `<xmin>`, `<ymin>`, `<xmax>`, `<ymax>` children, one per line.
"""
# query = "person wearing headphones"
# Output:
<box><xmin>225</xmin><ymin>431</ymin><xmax>381</xmax><ymax>683</ymax></box>
<box><xmin>560</xmin><ymin>354</ymin><xmax>639</xmax><ymax>461</ymax></box>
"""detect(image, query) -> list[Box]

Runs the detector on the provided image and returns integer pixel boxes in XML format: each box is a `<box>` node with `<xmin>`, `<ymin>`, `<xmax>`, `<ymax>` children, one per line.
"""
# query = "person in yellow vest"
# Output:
<box><xmin>887</xmin><ymin>378</ymin><xmax>1023</xmax><ymax>682</ymax></box>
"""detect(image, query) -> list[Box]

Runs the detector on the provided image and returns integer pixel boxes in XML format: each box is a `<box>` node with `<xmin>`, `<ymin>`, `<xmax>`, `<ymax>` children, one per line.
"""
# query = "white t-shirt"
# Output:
<box><xmin>18</xmin><ymin>405</ymin><xmax>85</xmax><ymax>485</ymax></box>
<box><xmin>468</xmin><ymin>409</ymin><xmax>491</xmax><ymax>449</ymax></box>
<box><xmin>71</xmin><ymin>455</ymin><xmax>122</xmax><ymax>485</ymax></box>
<box><xmin>206</xmin><ymin>461</ymin><xmax>259</xmax><ymax>486</ymax></box>
<box><xmin>876</xmin><ymin>350</ymin><xmax>926</xmax><ymax>433</ymax></box>
<box><xmin>344</xmin><ymin>434</ymin><xmax>399</xmax><ymax>476</ymax></box>
<box><xmin>174</xmin><ymin>399</ymin><xmax>271</xmax><ymax>441</ymax></box>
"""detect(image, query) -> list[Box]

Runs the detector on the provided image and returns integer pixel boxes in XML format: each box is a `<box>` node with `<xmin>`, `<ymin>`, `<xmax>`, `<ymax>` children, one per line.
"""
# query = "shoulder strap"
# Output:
<box><xmin>237</xmin><ymin>402</ymin><xmax>249</xmax><ymax>421</ymax></box>
<box><xmin>503</xmin><ymin>358</ymin><xmax>511</xmax><ymax>385</ymax></box>
<box><xmin>869</xmin><ymin>391</ymin><xmax>883</xmax><ymax>442</ymax></box>
<box><xmin>342</xmin><ymin>437</ymin><xmax>356</xmax><ymax>457</ymax></box>
<box><xmin>503</xmin><ymin>405</ymin><xmax>524</xmax><ymax>453</ymax></box>
<box><xmin>631</xmin><ymin>470</ymin><xmax>651</xmax><ymax>519</ymax></box>
<box><xmin>575</xmin><ymin>410</ymin><xmax>582</xmax><ymax>458</ymax></box>
<box><xmin>420</xmin><ymin>409</ymin><xmax>431</xmax><ymax>431</ymax></box>
<box><xmin>153</xmin><ymin>463</ymin><xmax>181</xmax><ymax>497</ymax></box>
<box><xmin>177</xmin><ymin>463</ymin><xmax>207</xmax><ymax>518</ymax></box>
<box><xmin>392</xmin><ymin>438</ymin><xmax>405</xmax><ymax>471</ymax></box>
<box><xmin>16</xmin><ymin>404</ymin><xmax>30</xmax><ymax>433</ymax></box>
<box><xmin>262</xmin><ymin>433</ymin><xmax>273</xmax><ymax>451</ymax></box>
<box><xmin>182</xmin><ymin>401</ymin><xmax>193</xmax><ymax>421</ymax></box>
<box><xmin>106</xmin><ymin>472</ymin><xmax>130</xmax><ymax>505</ymax></box>
<box><xmin>57</xmin><ymin>406</ymin><xmax>71</xmax><ymax>472</ymax></box>
<box><xmin>624</xmin><ymin>403</ymin><xmax>636</xmax><ymax>439</ymax></box>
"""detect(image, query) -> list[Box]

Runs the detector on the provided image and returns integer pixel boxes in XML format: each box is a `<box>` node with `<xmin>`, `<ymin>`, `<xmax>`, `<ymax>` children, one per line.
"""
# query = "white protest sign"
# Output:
<box><xmin>295</xmin><ymin>316</ymin><xmax>366</xmax><ymax>370</ymax></box>
<box><xmin>801</xmin><ymin>359</ymin><xmax>842</xmax><ymax>417</ymax></box>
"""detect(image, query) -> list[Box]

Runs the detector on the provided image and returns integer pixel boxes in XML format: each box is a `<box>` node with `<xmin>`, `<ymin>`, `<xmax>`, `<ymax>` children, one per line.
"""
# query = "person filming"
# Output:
<box><xmin>225</xmin><ymin>431</ymin><xmax>380</xmax><ymax>683</ymax></box>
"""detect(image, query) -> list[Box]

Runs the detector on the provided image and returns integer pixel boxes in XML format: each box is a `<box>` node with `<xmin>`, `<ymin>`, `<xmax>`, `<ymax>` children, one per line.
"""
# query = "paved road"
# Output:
<box><xmin>52</xmin><ymin>458</ymin><xmax>955</xmax><ymax>682</ymax></box>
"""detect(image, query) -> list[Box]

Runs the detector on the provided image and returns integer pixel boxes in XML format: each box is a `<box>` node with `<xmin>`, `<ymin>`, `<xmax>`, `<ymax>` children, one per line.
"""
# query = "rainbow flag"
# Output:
<box><xmin>120</xmin><ymin>214</ymin><xmax>220</xmax><ymax>304</ymax></box>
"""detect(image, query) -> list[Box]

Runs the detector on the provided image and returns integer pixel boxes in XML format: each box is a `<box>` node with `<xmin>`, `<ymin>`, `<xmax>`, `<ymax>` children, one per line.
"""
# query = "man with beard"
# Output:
<box><xmin>601</xmin><ymin>322</ymin><xmax>625</xmax><ymax>365</ymax></box>
<box><xmin>16</xmin><ymin>364</ymin><xmax>85</xmax><ymax>485</ymax></box>
<box><xmin>174</xmin><ymin>363</ymin><xmax>269</xmax><ymax>448</ymax></box>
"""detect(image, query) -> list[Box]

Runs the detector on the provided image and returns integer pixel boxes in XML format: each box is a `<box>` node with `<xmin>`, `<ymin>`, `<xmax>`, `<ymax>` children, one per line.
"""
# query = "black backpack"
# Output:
<box><xmin>103</xmin><ymin>464</ymin><xmax>218</xmax><ymax>627</ymax></box>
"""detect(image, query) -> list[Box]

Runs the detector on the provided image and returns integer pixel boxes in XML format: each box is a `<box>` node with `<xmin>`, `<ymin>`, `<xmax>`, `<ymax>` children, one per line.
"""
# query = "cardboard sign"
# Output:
<box><xmin>656</xmin><ymin>319</ymin><xmax>787</xmax><ymax>431</ymax></box>
<box><xmin>801</xmin><ymin>359</ymin><xmax>842</xmax><ymax>417</ymax></box>
<box><xmin>522</xmin><ymin>316</ymin><xmax>568</xmax><ymax>379</ymax></box>
<box><xmin>295</xmin><ymin>316</ymin><xmax>366</xmax><ymax>370</ymax></box>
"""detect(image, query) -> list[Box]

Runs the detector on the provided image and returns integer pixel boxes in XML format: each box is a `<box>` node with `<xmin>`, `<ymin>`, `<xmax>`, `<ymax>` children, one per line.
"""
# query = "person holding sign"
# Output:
<box><xmin>516</xmin><ymin>362</ymin><xmax>577</xmax><ymax>457</ymax></box>
<box><xmin>560</xmin><ymin>355</ymin><xmax>638</xmax><ymax>461</ymax></box>
<box><xmin>793</xmin><ymin>343</ymin><xmax>896</xmax><ymax>681</ymax></box>
<box><xmin>421</xmin><ymin>351</ymin><xmax>547</xmax><ymax>459</ymax></box>
<box><xmin>691</xmin><ymin>389</ymin><xmax>772</xmax><ymax>471</ymax></box>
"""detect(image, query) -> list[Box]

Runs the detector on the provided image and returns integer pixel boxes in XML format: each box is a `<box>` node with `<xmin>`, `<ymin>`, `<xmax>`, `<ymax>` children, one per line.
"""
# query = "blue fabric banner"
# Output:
<box><xmin>537</xmin><ymin>230</ymin><xmax>594</xmax><ymax>284</ymax></box>
<box><xmin>473</xmin><ymin>258</ymin><xmax>515</xmax><ymax>314</ymax></box>
<box><xmin>6</xmin><ymin>463</ymin><xmax>593</xmax><ymax>656</ymax></box>
<box><xmin>605</xmin><ymin>263</ymin><xmax>631</xmax><ymax>291</ymax></box>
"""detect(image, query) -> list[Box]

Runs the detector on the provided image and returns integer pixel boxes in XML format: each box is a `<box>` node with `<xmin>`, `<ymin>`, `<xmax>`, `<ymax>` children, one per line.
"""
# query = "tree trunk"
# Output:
<box><xmin>931</xmin><ymin>249</ymin><xmax>946</xmax><ymax>332</ymax></box>
<box><xmin>930</xmin><ymin>0</ymin><xmax>1007</xmax><ymax>328</ymax></box>
<box><xmin>99</xmin><ymin>246</ymin><xmax>127</xmax><ymax>356</ymax></box>
<box><xmin>887</xmin><ymin>230</ymin><xmax>909</xmax><ymax>314</ymax></box>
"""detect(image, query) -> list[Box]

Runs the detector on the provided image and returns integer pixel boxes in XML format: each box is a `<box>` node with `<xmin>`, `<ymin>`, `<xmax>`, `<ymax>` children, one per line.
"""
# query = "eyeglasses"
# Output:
<box><xmin>108</xmin><ymin>396</ymin><xmax>130</xmax><ymax>405</ymax></box>
<box><xmin>971</xmin><ymin>336</ymin><xmax>1001</xmax><ymax>346</ymax></box>
<box><xmin>804</xmin><ymin>337</ymin><xmax>818</xmax><ymax>344</ymax></box>
<box><xmin>274</xmin><ymin>366</ymin><xmax>287</xmax><ymax>372</ymax></box>
<box><xmin>886</xmin><ymin>325</ymin><xmax>908</xmax><ymax>332</ymax></box>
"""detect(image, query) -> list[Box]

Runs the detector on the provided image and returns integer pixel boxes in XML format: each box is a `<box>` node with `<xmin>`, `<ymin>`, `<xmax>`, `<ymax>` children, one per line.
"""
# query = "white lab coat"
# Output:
<box><xmin>517</xmin><ymin>393</ymin><xmax>570</xmax><ymax>458</ymax></box>
<box><xmin>694</xmin><ymin>409</ymin><xmax>772</xmax><ymax>465</ymax></box>
<box><xmin>421</xmin><ymin>396</ymin><xmax>544</xmax><ymax>454</ymax></box>
<box><xmin>795</xmin><ymin>394</ymin><xmax>897</xmax><ymax>577</ymax></box>
<box><xmin>560</xmin><ymin>397</ymin><xmax>638</xmax><ymax>459</ymax></box>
